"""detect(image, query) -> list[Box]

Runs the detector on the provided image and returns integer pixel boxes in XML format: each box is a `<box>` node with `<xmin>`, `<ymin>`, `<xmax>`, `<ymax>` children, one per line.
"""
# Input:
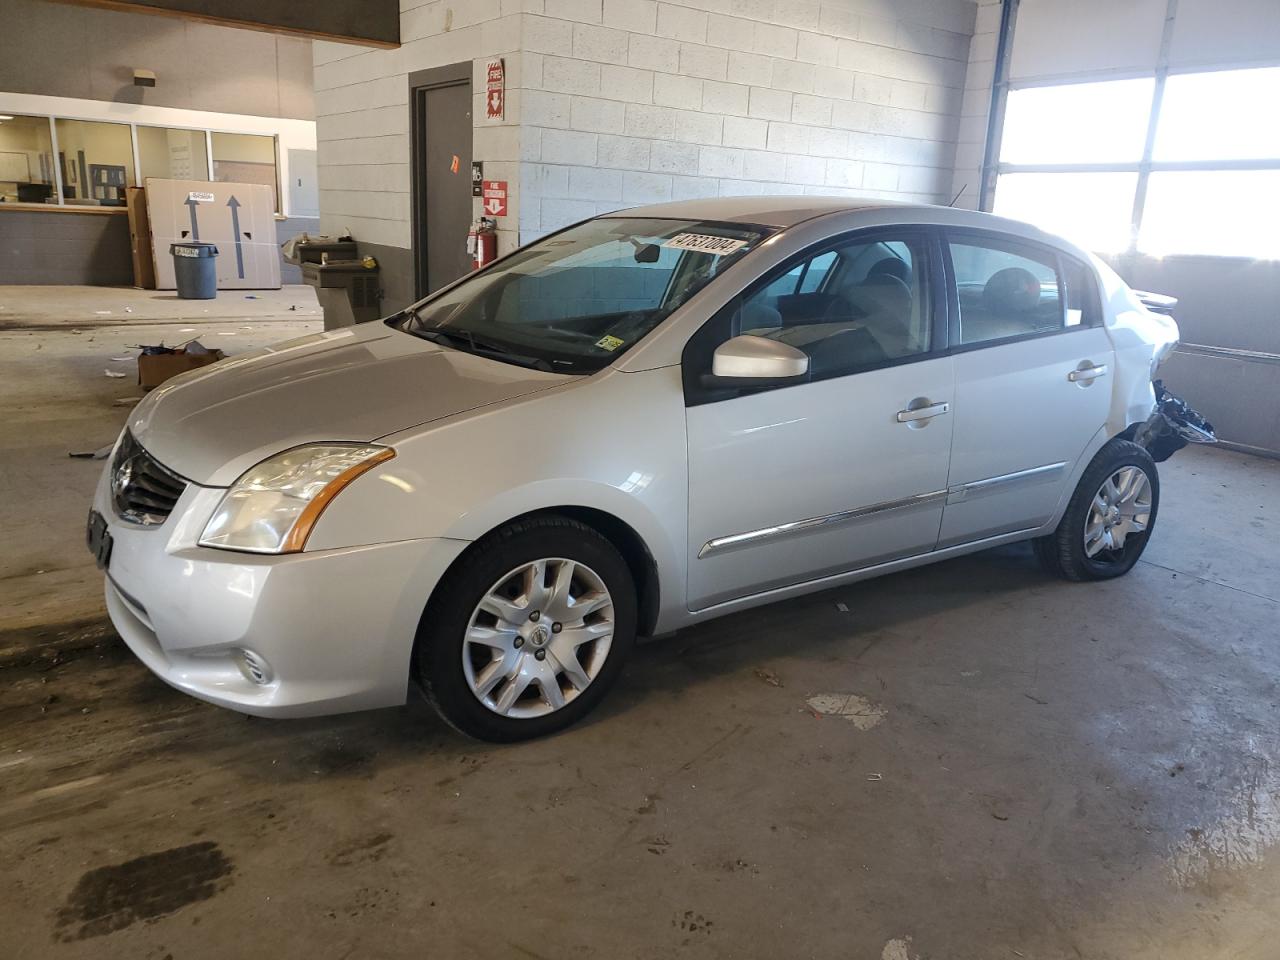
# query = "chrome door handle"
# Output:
<box><xmin>1068</xmin><ymin>363</ymin><xmax>1108</xmax><ymax>382</ymax></box>
<box><xmin>896</xmin><ymin>401</ymin><xmax>950</xmax><ymax>423</ymax></box>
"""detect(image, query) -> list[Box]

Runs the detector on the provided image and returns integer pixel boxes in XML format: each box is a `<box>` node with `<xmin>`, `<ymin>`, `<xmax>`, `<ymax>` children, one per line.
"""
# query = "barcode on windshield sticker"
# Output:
<box><xmin>661</xmin><ymin>233</ymin><xmax>748</xmax><ymax>256</ymax></box>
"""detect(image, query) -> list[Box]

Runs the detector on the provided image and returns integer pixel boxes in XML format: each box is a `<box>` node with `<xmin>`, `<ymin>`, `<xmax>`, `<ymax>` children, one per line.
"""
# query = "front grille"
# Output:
<box><xmin>110</xmin><ymin>431</ymin><xmax>188</xmax><ymax>526</ymax></box>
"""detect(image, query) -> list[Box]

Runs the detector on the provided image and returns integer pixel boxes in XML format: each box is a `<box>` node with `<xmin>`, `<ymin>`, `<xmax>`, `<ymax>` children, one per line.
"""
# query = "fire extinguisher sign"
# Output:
<box><xmin>481</xmin><ymin>180</ymin><xmax>508</xmax><ymax>217</ymax></box>
<box><xmin>486</xmin><ymin>59</ymin><xmax>505</xmax><ymax>120</ymax></box>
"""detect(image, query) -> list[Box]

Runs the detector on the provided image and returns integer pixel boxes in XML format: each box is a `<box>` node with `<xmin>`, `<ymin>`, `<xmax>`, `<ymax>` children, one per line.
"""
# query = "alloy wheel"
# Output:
<box><xmin>462</xmin><ymin>558</ymin><xmax>615</xmax><ymax>718</ymax></box>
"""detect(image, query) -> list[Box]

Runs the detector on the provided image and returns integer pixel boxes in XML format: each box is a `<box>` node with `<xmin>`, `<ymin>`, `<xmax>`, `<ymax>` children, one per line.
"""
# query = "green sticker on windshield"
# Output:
<box><xmin>595</xmin><ymin>334</ymin><xmax>625</xmax><ymax>352</ymax></box>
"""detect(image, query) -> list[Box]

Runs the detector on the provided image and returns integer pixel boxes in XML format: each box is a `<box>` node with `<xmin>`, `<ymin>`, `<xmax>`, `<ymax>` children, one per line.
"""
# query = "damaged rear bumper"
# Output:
<box><xmin>1133</xmin><ymin>379</ymin><xmax>1216</xmax><ymax>462</ymax></box>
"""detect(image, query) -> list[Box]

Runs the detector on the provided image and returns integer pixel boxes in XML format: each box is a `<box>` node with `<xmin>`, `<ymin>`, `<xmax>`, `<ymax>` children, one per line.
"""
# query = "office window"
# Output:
<box><xmin>54</xmin><ymin>119</ymin><xmax>135</xmax><ymax>206</ymax></box>
<box><xmin>138</xmin><ymin>126</ymin><xmax>209</xmax><ymax>182</ymax></box>
<box><xmin>1154</xmin><ymin>67</ymin><xmax>1280</xmax><ymax>162</ymax></box>
<box><xmin>211</xmin><ymin>132</ymin><xmax>278</xmax><ymax>211</ymax></box>
<box><xmin>1000</xmin><ymin>78</ymin><xmax>1154</xmax><ymax>165</ymax></box>
<box><xmin>0</xmin><ymin>115</ymin><xmax>55</xmax><ymax>204</ymax></box>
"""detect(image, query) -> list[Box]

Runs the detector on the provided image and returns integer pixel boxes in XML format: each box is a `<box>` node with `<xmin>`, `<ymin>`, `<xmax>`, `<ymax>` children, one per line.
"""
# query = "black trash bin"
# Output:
<box><xmin>170</xmin><ymin>242</ymin><xmax>219</xmax><ymax>299</ymax></box>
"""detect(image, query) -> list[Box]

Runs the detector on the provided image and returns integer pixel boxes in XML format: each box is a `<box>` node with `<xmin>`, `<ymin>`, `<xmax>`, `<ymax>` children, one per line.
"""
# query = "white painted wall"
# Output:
<box><xmin>0</xmin><ymin>92</ymin><xmax>318</xmax><ymax>217</ymax></box>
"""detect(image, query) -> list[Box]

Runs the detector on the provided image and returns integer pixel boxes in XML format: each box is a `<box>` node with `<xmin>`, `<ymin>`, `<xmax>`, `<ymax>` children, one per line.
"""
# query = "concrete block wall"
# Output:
<box><xmin>948</xmin><ymin>0</ymin><xmax>999</xmax><ymax>210</ymax></box>
<box><xmin>314</xmin><ymin>1</ymin><xmax>526</xmax><ymax>309</ymax></box>
<box><xmin>519</xmin><ymin>0</ymin><xmax>978</xmax><ymax>242</ymax></box>
<box><xmin>314</xmin><ymin>0</ymin><xmax>980</xmax><ymax>305</ymax></box>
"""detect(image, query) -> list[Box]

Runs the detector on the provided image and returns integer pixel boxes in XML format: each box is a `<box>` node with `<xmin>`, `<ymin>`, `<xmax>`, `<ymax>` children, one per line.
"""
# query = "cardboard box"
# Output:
<box><xmin>137</xmin><ymin>349</ymin><xmax>226</xmax><ymax>390</ymax></box>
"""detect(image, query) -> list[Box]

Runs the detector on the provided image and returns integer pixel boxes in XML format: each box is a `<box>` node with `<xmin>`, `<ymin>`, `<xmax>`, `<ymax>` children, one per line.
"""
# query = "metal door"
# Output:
<box><xmin>412</xmin><ymin>65</ymin><xmax>473</xmax><ymax>296</ymax></box>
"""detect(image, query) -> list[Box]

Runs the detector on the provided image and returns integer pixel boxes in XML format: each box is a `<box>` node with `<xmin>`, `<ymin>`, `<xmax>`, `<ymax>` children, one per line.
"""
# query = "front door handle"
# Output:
<box><xmin>1068</xmin><ymin>363</ymin><xmax>1108</xmax><ymax>383</ymax></box>
<box><xmin>896</xmin><ymin>401</ymin><xmax>950</xmax><ymax>423</ymax></box>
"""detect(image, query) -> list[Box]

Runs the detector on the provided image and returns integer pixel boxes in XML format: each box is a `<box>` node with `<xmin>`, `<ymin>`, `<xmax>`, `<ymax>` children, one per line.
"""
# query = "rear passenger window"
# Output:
<box><xmin>949</xmin><ymin>239</ymin><xmax>1065</xmax><ymax>344</ymax></box>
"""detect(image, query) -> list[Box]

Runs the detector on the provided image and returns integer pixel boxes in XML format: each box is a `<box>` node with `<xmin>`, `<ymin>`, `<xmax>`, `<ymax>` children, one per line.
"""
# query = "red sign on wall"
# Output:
<box><xmin>486</xmin><ymin>59</ymin><xmax>505</xmax><ymax>120</ymax></box>
<box><xmin>482</xmin><ymin>180</ymin><xmax>508</xmax><ymax>217</ymax></box>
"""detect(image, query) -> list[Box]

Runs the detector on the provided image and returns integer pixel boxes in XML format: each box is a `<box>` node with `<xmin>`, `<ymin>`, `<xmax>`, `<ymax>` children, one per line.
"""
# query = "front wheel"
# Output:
<box><xmin>1033</xmin><ymin>439</ymin><xmax>1160</xmax><ymax>581</ymax></box>
<box><xmin>415</xmin><ymin>516</ymin><xmax>637</xmax><ymax>741</ymax></box>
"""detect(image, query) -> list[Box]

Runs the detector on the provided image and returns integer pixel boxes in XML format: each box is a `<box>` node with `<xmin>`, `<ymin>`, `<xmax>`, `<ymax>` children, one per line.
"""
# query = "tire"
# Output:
<box><xmin>415</xmin><ymin>515</ymin><xmax>637</xmax><ymax>742</ymax></box>
<box><xmin>1033</xmin><ymin>439</ymin><xmax>1160</xmax><ymax>582</ymax></box>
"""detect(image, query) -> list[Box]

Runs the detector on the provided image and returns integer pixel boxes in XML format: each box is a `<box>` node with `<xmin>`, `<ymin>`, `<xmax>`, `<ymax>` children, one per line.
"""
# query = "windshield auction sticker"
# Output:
<box><xmin>661</xmin><ymin>233</ymin><xmax>748</xmax><ymax>256</ymax></box>
<box><xmin>595</xmin><ymin>334</ymin><xmax>626</xmax><ymax>351</ymax></box>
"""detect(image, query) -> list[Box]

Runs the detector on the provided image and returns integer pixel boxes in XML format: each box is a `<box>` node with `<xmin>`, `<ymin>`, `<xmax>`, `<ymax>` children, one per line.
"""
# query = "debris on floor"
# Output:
<box><xmin>68</xmin><ymin>444</ymin><xmax>114</xmax><ymax>460</ymax></box>
<box><xmin>754</xmin><ymin>666</ymin><xmax>783</xmax><ymax>687</ymax></box>
<box><xmin>881</xmin><ymin>936</ymin><xmax>919</xmax><ymax>960</ymax></box>
<box><xmin>805</xmin><ymin>693</ymin><xmax>887</xmax><ymax>729</ymax></box>
<box><xmin>136</xmin><ymin>341</ymin><xmax>226</xmax><ymax>389</ymax></box>
<box><xmin>103</xmin><ymin>369</ymin><xmax>127</xmax><ymax>378</ymax></box>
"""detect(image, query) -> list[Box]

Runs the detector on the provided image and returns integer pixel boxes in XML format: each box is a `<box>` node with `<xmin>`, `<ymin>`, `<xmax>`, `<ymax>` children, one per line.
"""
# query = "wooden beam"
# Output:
<box><xmin>47</xmin><ymin>0</ymin><xmax>399</xmax><ymax>48</ymax></box>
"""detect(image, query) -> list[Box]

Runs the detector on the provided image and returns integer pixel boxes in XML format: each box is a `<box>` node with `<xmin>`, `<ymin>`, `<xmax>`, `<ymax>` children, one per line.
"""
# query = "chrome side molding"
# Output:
<box><xmin>700</xmin><ymin>462</ymin><xmax>1070</xmax><ymax>559</ymax></box>
<box><xmin>946</xmin><ymin>461</ymin><xmax>1067</xmax><ymax>504</ymax></box>
<box><xmin>699</xmin><ymin>489</ymin><xmax>948</xmax><ymax>559</ymax></box>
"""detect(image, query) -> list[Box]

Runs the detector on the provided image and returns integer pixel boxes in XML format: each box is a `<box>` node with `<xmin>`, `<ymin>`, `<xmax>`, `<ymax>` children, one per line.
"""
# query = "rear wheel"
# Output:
<box><xmin>1034</xmin><ymin>439</ymin><xmax>1159</xmax><ymax>581</ymax></box>
<box><xmin>415</xmin><ymin>516</ymin><xmax>636</xmax><ymax>741</ymax></box>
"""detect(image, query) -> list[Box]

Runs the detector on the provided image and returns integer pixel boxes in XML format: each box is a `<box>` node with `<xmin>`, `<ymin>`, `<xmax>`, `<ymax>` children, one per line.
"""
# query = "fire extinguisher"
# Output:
<box><xmin>468</xmin><ymin>217</ymin><xmax>497</xmax><ymax>271</ymax></box>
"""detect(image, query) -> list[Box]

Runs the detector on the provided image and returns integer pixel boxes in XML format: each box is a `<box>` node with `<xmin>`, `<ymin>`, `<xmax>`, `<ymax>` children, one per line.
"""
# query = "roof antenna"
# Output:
<box><xmin>948</xmin><ymin>184</ymin><xmax>967</xmax><ymax>207</ymax></box>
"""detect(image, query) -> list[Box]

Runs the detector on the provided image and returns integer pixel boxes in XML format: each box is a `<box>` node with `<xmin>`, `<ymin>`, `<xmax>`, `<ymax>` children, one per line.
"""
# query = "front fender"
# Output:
<box><xmin>304</xmin><ymin>366</ymin><xmax>691</xmax><ymax>626</ymax></box>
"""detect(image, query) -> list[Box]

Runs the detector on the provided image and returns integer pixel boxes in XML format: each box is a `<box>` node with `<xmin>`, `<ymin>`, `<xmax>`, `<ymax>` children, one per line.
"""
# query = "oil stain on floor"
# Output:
<box><xmin>54</xmin><ymin>841</ymin><xmax>233</xmax><ymax>941</ymax></box>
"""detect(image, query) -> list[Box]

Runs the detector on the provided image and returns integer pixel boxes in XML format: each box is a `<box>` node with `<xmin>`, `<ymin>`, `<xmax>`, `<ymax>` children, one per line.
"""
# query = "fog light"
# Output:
<box><xmin>235</xmin><ymin>648</ymin><xmax>273</xmax><ymax>685</ymax></box>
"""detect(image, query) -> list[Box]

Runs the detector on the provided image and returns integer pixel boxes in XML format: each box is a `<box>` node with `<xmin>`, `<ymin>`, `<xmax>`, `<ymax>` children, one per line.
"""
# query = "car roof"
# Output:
<box><xmin>603</xmin><ymin>195</ymin><xmax>1091</xmax><ymax>260</ymax></box>
<box><xmin>603</xmin><ymin>196</ymin><xmax>907</xmax><ymax>228</ymax></box>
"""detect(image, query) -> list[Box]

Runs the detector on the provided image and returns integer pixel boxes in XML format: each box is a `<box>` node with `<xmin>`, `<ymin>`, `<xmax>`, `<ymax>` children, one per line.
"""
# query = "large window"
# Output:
<box><xmin>0</xmin><ymin>115</ymin><xmax>55</xmax><ymax>204</ymax></box>
<box><xmin>138</xmin><ymin>126</ymin><xmax>210</xmax><ymax>182</ymax></box>
<box><xmin>0</xmin><ymin>112</ymin><xmax>283</xmax><ymax>212</ymax></box>
<box><xmin>55</xmin><ymin>119</ymin><xmax>135</xmax><ymax>207</ymax></box>
<box><xmin>211</xmin><ymin>132</ymin><xmax>278</xmax><ymax>211</ymax></box>
<box><xmin>993</xmin><ymin>66</ymin><xmax>1280</xmax><ymax>259</ymax></box>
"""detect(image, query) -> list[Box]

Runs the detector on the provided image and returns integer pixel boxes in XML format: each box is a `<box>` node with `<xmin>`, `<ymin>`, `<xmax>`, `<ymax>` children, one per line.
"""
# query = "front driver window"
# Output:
<box><xmin>733</xmin><ymin>236</ymin><xmax>932</xmax><ymax>380</ymax></box>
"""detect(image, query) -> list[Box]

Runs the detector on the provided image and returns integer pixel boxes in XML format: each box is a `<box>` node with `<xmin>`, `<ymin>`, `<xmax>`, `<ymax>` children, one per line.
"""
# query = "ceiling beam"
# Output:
<box><xmin>47</xmin><ymin>0</ymin><xmax>399</xmax><ymax>48</ymax></box>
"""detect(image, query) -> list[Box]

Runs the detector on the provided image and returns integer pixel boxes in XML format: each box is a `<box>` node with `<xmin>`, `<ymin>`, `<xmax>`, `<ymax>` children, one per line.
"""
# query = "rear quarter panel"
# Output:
<box><xmin>1092</xmin><ymin>254</ymin><xmax>1180</xmax><ymax>434</ymax></box>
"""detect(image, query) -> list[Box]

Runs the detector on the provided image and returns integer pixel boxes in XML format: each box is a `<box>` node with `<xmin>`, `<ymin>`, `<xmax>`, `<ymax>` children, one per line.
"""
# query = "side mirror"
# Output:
<box><xmin>711</xmin><ymin>334</ymin><xmax>809</xmax><ymax>379</ymax></box>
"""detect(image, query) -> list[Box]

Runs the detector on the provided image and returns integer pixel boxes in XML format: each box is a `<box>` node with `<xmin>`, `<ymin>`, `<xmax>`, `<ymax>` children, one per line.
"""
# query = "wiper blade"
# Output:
<box><xmin>411</xmin><ymin>325</ymin><xmax>554</xmax><ymax>372</ymax></box>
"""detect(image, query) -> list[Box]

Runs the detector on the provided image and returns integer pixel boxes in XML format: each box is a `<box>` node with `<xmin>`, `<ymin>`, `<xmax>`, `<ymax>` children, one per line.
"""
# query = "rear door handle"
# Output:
<box><xmin>896</xmin><ymin>401</ymin><xmax>950</xmax><ymax>423</ymax></box>
<box><xmin>1068</xmin><ymin>363</ymin><xmax>1108</xmax><ymax>382</ymax></box>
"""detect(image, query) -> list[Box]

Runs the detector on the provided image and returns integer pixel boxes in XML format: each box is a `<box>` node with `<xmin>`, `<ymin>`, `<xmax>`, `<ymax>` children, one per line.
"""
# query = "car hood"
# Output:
<box><xmin>126</xmin><ymin>323</ymin><xmax>570</xmax><ymax>486</ymax></box>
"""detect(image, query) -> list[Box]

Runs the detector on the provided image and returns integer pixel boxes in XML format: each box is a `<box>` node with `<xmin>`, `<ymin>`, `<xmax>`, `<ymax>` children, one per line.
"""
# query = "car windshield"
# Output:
<box><xmin>397</xmin><ymin>217</ymin><xmax>771</xmax><ymax>372</ymax></box>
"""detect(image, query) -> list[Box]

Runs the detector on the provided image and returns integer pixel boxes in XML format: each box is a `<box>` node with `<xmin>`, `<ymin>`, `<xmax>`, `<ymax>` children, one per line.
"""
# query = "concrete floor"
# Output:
<box><xmin>3</xmin><ymin>287</ymin><xmax>1279</xmax><ymax>960</ymax></box>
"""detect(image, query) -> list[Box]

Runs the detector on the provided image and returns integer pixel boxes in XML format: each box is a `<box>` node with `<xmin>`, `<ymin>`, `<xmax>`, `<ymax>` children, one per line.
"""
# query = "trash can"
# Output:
<box><xmin>170</xmin><ymin>242</ymin><xmax>219</xmax><ymax>299</ymax></box>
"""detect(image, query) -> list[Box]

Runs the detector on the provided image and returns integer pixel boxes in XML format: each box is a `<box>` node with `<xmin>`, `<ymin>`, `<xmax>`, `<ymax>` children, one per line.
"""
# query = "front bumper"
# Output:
<box><xmin>93</xmin><ymin>463</ymin><xmax>468</xmax><ymax>718</ymax></box>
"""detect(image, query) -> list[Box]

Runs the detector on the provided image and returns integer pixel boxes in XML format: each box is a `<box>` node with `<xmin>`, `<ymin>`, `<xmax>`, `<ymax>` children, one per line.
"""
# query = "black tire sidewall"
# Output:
<box><xmin>416</xmin><ymin>519</ymin><xmax>637</xmax><ymax>742</ymax></box>
<box><xmin>1062</xmin><ymin>441</ymin><xmax>1160</xmax><ymax>580</ymax></box>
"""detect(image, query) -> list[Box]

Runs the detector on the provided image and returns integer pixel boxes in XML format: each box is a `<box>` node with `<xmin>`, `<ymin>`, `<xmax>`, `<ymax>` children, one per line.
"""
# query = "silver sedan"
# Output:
<box><xmin>91</xmin><ymin>197</ymin><xmax>1188</xmax><ymax>740</ymax></box>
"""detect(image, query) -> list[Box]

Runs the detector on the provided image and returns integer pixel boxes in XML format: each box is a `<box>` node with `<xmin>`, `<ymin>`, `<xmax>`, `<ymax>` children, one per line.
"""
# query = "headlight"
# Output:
<box><xmin>199</xmin><ymin>444</ymin><xmax>394</xmax><ymax>554</ymax></box>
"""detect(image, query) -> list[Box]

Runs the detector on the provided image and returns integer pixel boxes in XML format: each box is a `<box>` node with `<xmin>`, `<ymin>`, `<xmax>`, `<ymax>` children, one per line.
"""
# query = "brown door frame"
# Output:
<box><xmin>409</xmin><ymin>62</ymin><xmax>472</xmax><ymax>300</ymax></box>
